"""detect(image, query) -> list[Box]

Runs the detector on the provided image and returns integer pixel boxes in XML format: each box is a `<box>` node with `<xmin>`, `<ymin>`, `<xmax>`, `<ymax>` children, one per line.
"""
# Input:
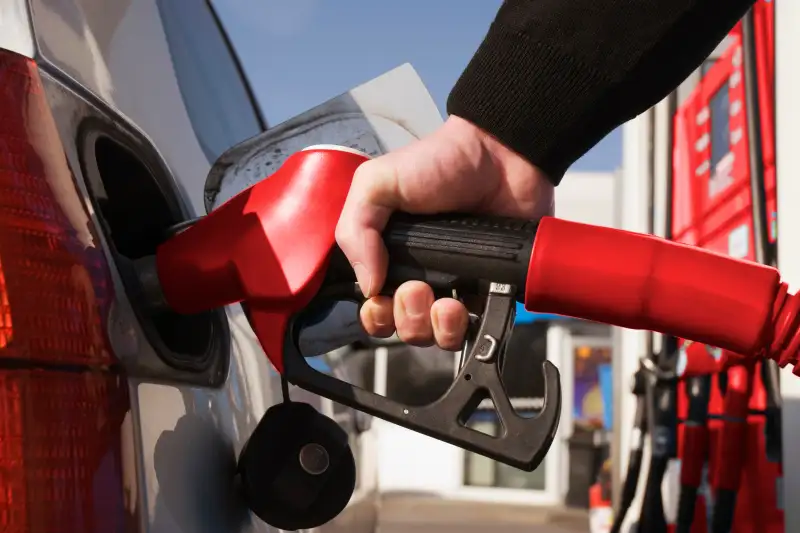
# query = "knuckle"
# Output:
<box><xmin>434</xmin><ymin>327</ymin><xmax>464</xmax><ymax>348</ymax></box>
<box><xmin>334</xmin><ymin>216</ymin><xmax>360</xmax><ymax>258</ymax></box>
<box><xmin>333</xmin><ymin>221</ymin><xmax>351</xmax><ymax>249</ymax></box>
<box><xmin>380</xmin><ymin>325</ymin><xmax>398</xmax><ymax>337</ymax></box>
<box><xmin>352</xmin><ymin>159</ymin><xmax>379</xmax><ymax>183</ymax></box>
<box><xmin>438</xmin><ymin>338</ymin><xmax>463</xmax><ymax>351</ymax></box>
<box><xmin>400</xmin><ymin>330</ymin><xmax>435</xmax><ymax>347</ymax></box>
<box><xmin>397</xmin><ymin>318</ymin><xmax>434</xmax><ymax>347</ymax></box>
<box><xmin>360</xmin><ymin>298</ymin><xmax>394</xmax><ymax>337</ymax></box>
<box><xmin>354</xmin><ymin>159</ymin><xmax>398</xmax><ymax>207</ymax></box>
<box><xmin>396</xmin><ymin>280</ymin><xmax>433</xmax><ymax>298</ymax></box>
<box><xmin>369</xmin><ymin>325</ymin><xmax>396</xmax><ymax>338</ymax></box>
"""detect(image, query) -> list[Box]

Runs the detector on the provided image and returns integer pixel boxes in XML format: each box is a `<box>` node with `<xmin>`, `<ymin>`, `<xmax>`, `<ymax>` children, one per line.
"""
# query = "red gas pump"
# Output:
<box><xmin>672</xmin><ymin>30</ymin><xmax>759</xmax><ymax>256</ymax></box>
<box><xmin>670</xmin><ymin>3</ymin><xmax>781</xmax><ymax>532</ymax></box>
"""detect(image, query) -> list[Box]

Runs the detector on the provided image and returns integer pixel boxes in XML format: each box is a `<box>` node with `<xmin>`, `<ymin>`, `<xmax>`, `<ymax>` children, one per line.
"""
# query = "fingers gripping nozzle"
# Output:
<box><xmin>285</xmin><ymin>280</ymin><xmax>562</xmax><ymax>471</ymax></box>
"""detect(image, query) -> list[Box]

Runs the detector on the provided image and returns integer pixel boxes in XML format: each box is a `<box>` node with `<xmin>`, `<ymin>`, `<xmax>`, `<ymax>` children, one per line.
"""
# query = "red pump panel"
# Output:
<box><xmin>692</xmin><ymin>30</ymin><xmax>753</xmax><ymax>260</ymax></box>
<box><xmin>671</xmin><ymin>26</ymin><xmax>775</xmax><ymax>259</ymax></box>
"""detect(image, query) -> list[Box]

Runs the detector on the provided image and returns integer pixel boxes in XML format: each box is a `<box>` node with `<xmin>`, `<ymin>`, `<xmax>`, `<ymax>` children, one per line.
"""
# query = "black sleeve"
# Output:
<box><xmin>447</xmin><ymin>0</ymin><xmax>756</xmax><ymax>184</ymax></box>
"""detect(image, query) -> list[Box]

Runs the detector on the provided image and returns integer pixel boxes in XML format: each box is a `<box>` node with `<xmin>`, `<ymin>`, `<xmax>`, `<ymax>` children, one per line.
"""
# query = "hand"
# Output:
<box><xmin>335</xmin><ymin>115</ymin><xmax>554</xmax><ymax>351</ymax></box>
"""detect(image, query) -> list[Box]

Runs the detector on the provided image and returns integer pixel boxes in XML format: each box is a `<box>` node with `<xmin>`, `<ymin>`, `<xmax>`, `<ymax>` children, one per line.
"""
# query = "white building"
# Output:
<box><xmin>372</xmin><ymin>170</ymin><xmax>621</xmax><ymax>507</ymax></box>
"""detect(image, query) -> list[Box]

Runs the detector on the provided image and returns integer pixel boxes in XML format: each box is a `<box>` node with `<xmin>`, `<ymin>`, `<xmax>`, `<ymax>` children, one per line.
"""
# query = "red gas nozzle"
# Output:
<box><xmin>524</xmin><ymin>217</ymin><xmax>799</xmax><ymax>369</ymax></box>
<box><xmin>154</xmin><ymin>147</ymin><xmax>371</xmax><ymax>372</ymax></box>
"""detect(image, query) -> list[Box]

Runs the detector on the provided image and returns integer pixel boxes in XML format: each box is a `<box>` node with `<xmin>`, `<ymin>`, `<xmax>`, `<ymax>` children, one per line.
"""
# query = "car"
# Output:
<box><xmin>0</xmin><ymin>1</ymin><xmax>382</xmax><ymax>531</ymax></box>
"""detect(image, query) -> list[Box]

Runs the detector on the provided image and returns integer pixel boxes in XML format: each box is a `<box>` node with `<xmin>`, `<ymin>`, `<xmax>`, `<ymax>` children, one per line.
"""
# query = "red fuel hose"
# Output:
<box><xmin>525</xmin><ymin>217</ymin><xmax>799</xmax><ymax>371</ymax></box>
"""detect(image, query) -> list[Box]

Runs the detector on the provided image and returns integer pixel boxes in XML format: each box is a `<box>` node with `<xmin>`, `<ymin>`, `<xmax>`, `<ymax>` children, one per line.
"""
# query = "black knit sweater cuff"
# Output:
<box><xmin>447</xmin><ymin>25</ymin><xmax>609</xmax><ymax>186</ymax></box>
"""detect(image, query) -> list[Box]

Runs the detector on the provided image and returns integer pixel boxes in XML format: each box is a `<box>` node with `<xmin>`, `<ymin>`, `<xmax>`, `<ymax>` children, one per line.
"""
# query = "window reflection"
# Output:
<box><xmin>155</xmin><ymin>0</ymin><xmax>263</xmax><ymax>162</ymax></box>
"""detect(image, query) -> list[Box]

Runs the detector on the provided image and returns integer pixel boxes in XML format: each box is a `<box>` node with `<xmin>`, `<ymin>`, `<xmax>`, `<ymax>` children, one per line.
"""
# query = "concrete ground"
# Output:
<box><xmin>376</xmin><ymin>494</ymin><xmax>590</xmax><ymax>533</ymax></box>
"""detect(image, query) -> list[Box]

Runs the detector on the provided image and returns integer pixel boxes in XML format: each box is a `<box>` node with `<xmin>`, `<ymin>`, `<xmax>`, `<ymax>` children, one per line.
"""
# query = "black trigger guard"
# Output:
<box><xmin>282</xmin><ymin>282</ymin><xmax>562</xmax><ymax>472</ymax></box>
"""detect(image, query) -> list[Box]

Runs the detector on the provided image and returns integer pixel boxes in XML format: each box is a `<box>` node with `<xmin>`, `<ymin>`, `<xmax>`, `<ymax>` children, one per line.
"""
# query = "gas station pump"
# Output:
<box><xmin>665</xmin><ymin>3</ymin><xmax>781</xmax><ymax>532</ymax></box>
<box><xmin>614</xmin><ymin>4</ymin><xmax>779</xmax><ymax>531</ymax></box>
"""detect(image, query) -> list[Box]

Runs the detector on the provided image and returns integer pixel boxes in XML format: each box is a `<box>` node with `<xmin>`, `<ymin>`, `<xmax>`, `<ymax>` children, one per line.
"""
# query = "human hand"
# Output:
<box><xmin>335</xmin><ymin>115</ymin><xmax>554</xmax><ymax>351</ymax></box>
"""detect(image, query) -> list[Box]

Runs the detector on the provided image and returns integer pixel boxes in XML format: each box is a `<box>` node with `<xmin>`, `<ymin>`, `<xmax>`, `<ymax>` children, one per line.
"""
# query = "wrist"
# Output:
<box><xmin>445</xmin><ymin>115</ymin><xmax>554</xmax><ymax>219</ymax></box>
<box><xmin>444</xmin><ymin>115</ymin><xmax>553</xmax><ymax>190</ymax></box>
<box><xmin>445</xmin><ymin>114</ymin><xmax>552</xmax><ymax>183</ymax></box>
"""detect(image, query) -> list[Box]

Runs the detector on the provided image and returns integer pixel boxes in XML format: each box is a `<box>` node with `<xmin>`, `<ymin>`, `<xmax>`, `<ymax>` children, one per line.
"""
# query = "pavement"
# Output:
<box><xmin>376</xmin><ymin>494</ymin><xmax>590</xmax><ymax>533</ymax></box>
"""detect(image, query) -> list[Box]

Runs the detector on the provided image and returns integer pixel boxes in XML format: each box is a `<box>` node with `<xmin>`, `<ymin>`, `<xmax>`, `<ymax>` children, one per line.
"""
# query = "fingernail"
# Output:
<box><xmin>368</xmin><ymin>305</ymin><xmax>392</xmax><ymax>327</ymax></box>
<box><xmin>434</xmin><ymin>309</ymin><xmax>461</xmax><ymax>337</ymax></box>
<box><xmin>400</xmin><ymin>294</ymin><xmax>426</xmax><ymax>319</ymax></box>
<box><xmin>352</xmin><ymin>262</ymin><xmax>372</xmax><ymax>298</ymax></box>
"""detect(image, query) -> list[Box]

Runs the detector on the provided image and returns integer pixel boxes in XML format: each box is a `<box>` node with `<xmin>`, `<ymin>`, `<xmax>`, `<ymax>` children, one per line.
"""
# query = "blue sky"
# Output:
<box><xmin>216</xmin><ymin>0</ymin><xmax>621</xmax><ymax>172</ymax></box>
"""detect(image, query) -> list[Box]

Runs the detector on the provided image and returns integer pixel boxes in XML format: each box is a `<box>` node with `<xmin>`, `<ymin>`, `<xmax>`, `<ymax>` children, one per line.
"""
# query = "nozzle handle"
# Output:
<box><xmin>326</xmin><ymin>213</ymin><xmax>537</xmax><ymax>299</ymax></box>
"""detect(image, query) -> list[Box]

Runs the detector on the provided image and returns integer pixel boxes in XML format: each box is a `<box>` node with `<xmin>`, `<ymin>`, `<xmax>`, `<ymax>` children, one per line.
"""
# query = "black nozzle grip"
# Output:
<box><xmin>327</xmin><ymin>213</ymin><xmax>537</xmax><ymax>298</ymax></box>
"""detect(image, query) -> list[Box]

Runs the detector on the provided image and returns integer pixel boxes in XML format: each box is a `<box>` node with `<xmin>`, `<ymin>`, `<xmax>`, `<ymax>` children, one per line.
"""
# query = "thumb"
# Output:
<box><xmin>335</xmin><ymin>158</ymin><xmax>399</xmax><ymax>298</ymax></box>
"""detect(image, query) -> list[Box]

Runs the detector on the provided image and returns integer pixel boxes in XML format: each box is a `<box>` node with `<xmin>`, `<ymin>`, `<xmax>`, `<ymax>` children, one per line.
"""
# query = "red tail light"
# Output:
<box><xmin>0</xmin><ymin>258</ymin><xmax>10</xmax><ymax>349</ymax></box>
<box><xmin>0</xmin><ymin>49</ymin><xmax>130</xmax><ymax>532</ymax></box>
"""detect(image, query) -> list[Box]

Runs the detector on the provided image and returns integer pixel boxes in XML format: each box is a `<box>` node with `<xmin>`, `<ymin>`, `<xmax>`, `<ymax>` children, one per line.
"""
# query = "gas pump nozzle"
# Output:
<box><xmin>142</xmin><ymin>145</ymin><xmax>563</xmax><ymax>473</ymax></box>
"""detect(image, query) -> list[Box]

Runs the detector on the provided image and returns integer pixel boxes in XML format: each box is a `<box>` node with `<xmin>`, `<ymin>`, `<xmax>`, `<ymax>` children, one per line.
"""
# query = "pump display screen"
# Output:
<box><xmin>709</xmin><ymin>83</ymin><xmax>731</xmax><ymax>171</ymax></box>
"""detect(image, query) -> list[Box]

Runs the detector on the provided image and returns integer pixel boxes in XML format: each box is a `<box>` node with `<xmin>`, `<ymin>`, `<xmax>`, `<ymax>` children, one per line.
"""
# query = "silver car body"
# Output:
<box><xmin>0</xmin><ymin>1</ymin><xmax>442</xmax><ymax>532</ymax></box>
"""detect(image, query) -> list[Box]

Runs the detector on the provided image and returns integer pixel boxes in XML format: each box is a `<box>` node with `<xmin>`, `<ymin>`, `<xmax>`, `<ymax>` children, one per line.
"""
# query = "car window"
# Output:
<box><xmin>156</xmin><ymin>0</ymin><xmax>264</xmax><ymax>162</ymax></box>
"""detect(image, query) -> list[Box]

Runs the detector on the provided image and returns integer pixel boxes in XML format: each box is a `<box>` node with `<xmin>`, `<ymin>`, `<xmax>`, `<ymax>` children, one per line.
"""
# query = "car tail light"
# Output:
<box><xmin>0</xmin><ymin>49</ymin><xmax>131</xmax><ymax>532</ymax></box>
<box><xmin>0</xmin><ymin>258</ymin><xmax>10</xmax><ymax>349</ymax></box>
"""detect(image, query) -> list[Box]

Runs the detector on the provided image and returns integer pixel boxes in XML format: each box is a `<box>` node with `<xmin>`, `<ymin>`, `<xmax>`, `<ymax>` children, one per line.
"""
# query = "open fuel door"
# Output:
<box><xmin>204</xmin><ymin>63</ymin><xmax>444</xmax><ymax>211</ymax></box>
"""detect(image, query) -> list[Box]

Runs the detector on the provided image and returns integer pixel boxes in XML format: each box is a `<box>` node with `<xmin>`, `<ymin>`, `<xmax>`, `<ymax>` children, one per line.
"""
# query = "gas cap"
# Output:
<box><xmin>237</xmin><ymin>401</ymin><xmax>356</xmax><ymax>531</ymax></box>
